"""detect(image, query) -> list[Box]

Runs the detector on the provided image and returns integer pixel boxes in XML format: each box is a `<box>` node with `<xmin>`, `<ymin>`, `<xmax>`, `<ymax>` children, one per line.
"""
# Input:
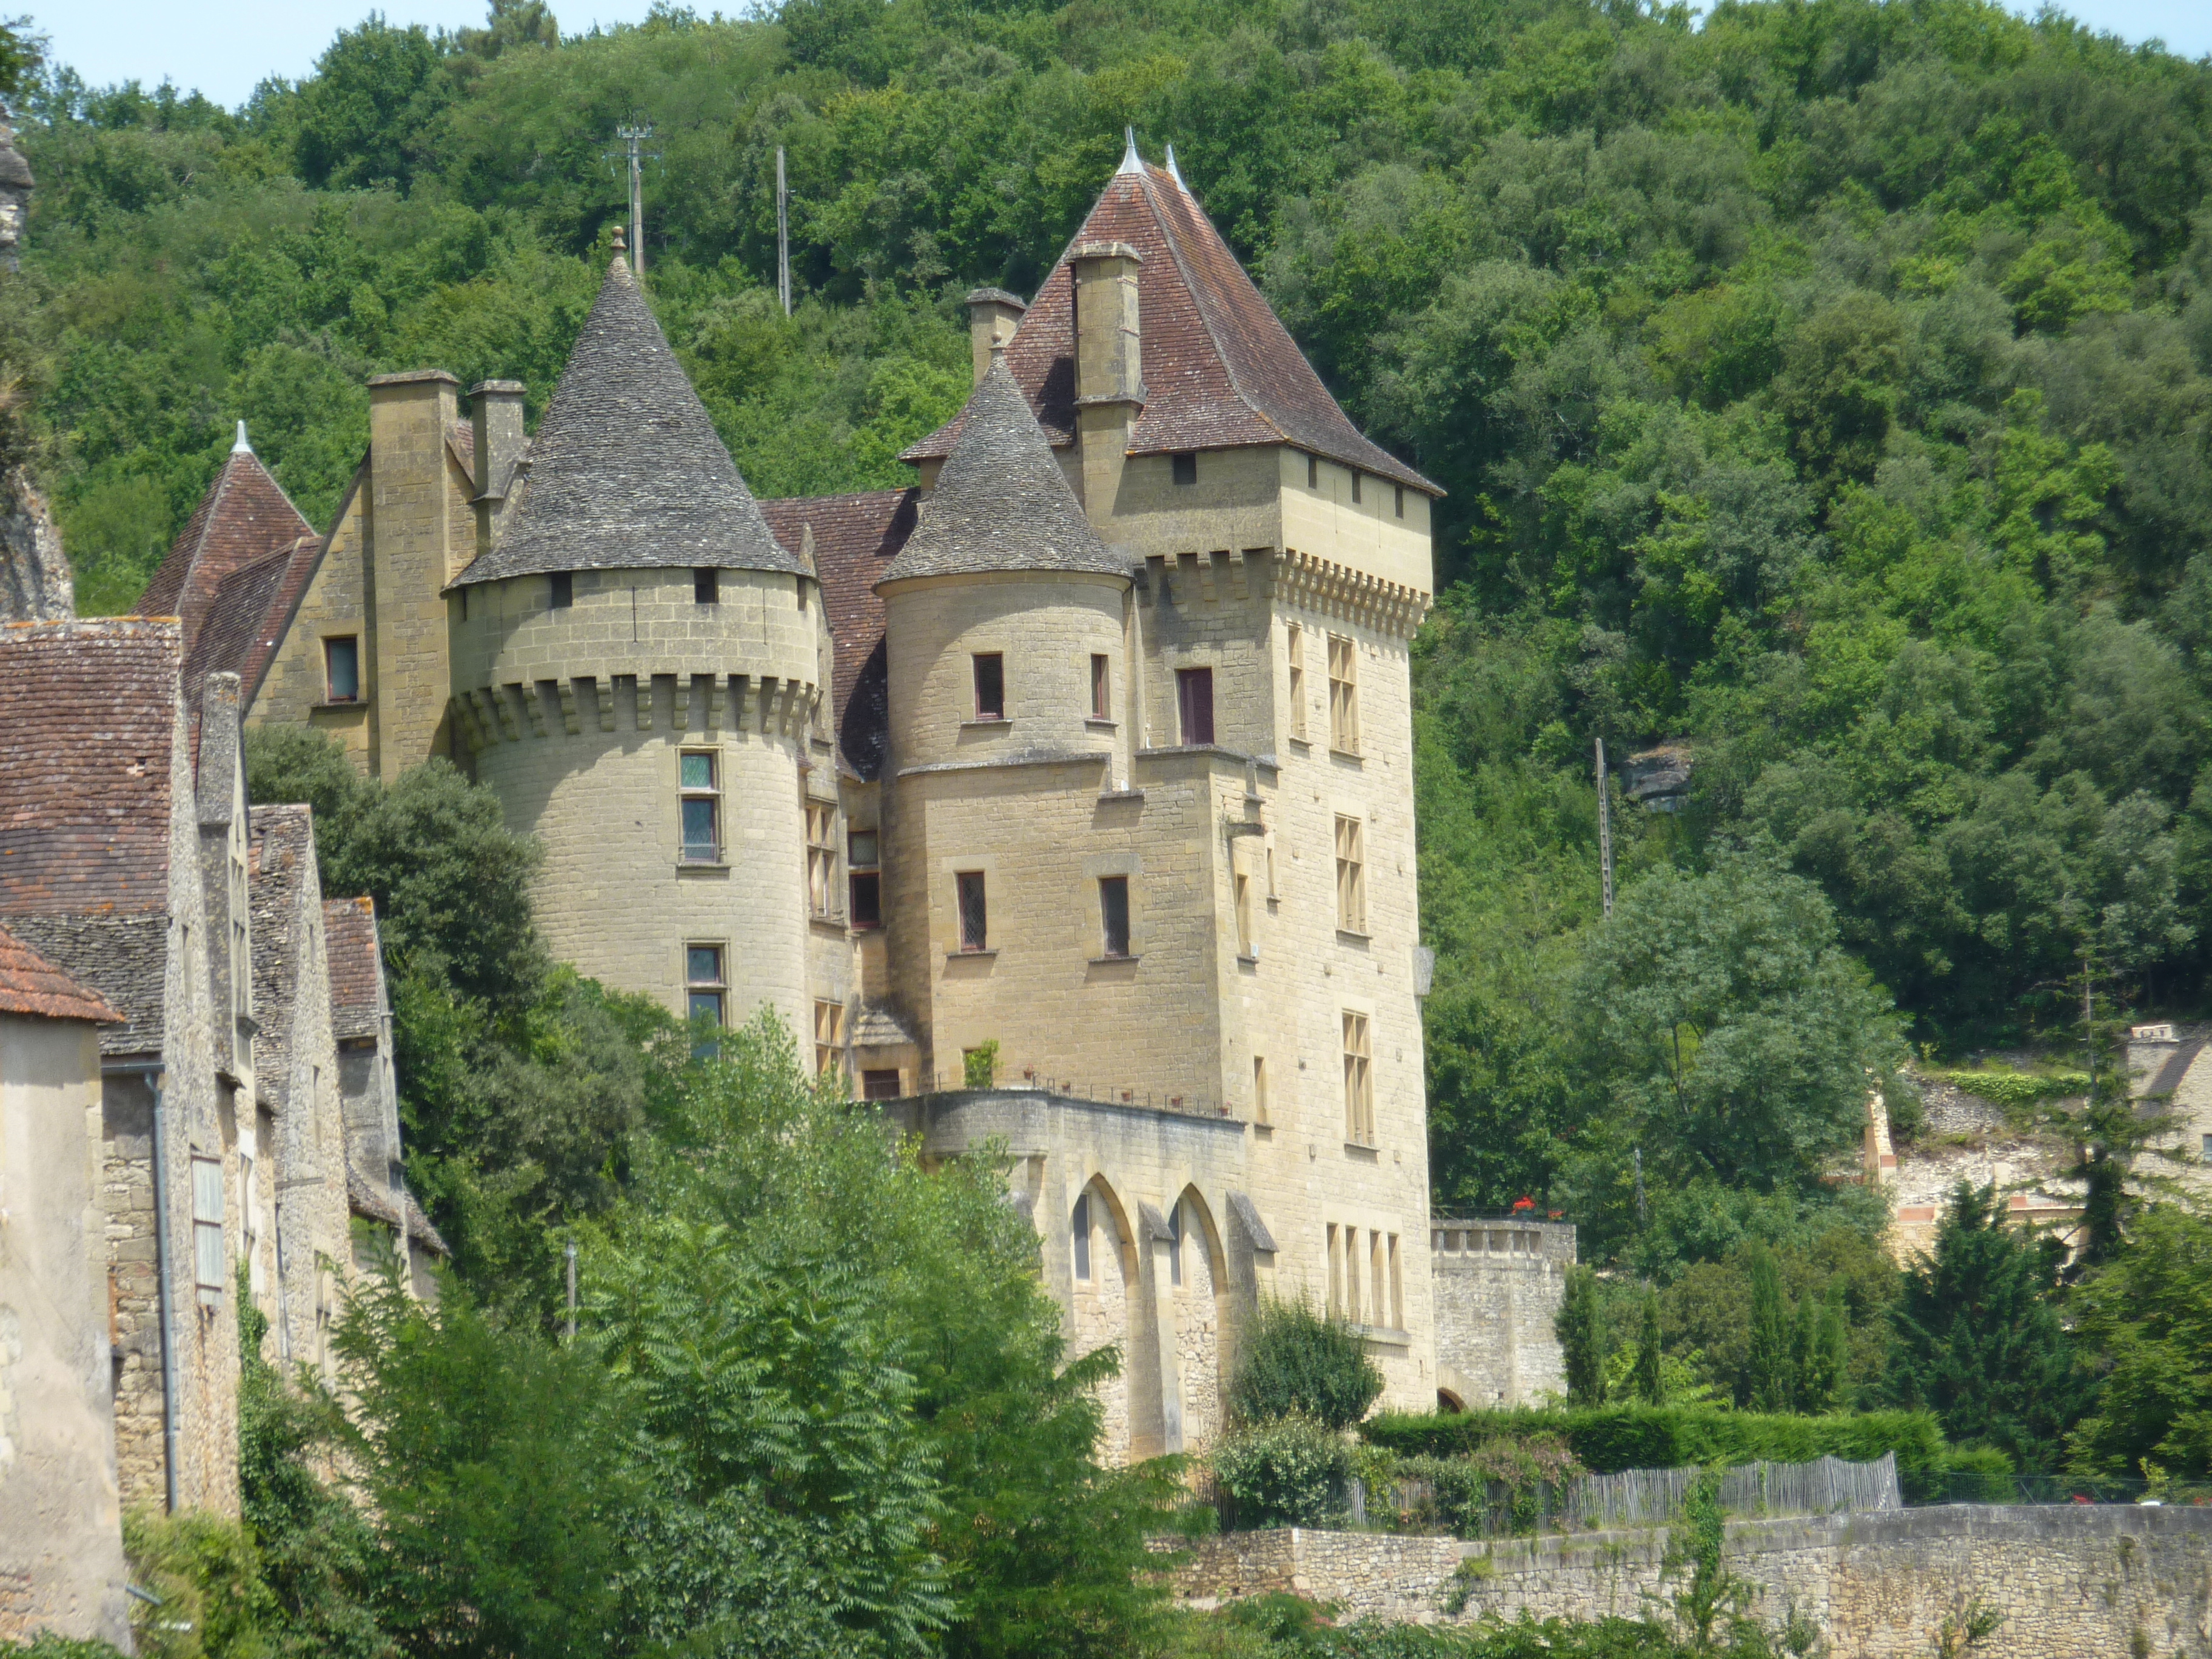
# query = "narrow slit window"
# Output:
<box><xmin>323</xmin><ymin>637</ymin><xmax>360</xmax><ymax>703</ymax></box>
<box><xmin>1176</xmin><ymin>666</ymin><xmax>1214</xmax><ymax>746</ymax></box>
<box><xmin>1326</xmin><ymin>1223</ymin><xmax>1341</xmax><ymax>1316</ymax></box>
<box><xmin>1168</xmin><ymin>1199</ymin><xmax>1184</xmax><ymax>1286</ymax></box>
<box><xmin>1350</xmin><ymin>472</ymin><xmax>1363</xmax><ymax>506</ymax></box>
<box><xmin>1090</xmin><ymin>654</ymin><xmax>1111</xmax><ymax>719</ymax></box>
<box><xmin>549</xmin><ymin>571</ymin><xmax>573</xmax><ymax>609</ymax></box>
<box><xmin>1099</xmin><ymin>876</ymin><xmax>1130</xmax><ymax>959</ymax></box>
<box><xmin>1394</xmin><ymin>484</ymin><xmax>1406</xmax><ymax>519</ymax></box>
<box><xmin>192</xmin><ymin>1155</ymin><xmax>226</xmax><ymax>1310</ymax></box>
<box><xmin>1253</xmin><ymin>1054</ymin><xmax>1269</xmax><ymax>1124</ymax></box>
<box><xmin>1389</xmin><ymin>1233</ymin><xmax>1404</xmax><ymax>1329</ymax></box>
<box><xmin>1285</xmin><ymin>624</ymin><xmax>1306</xmax><ymax>741</ymax></box>
<box><xmin>813</xmin><ymin>999</ymin><xmax>847</xmax><ymax>1081</ymax></box>
<box><xmin>1073</xmin><ymin>1194</ymin><xmax>1092</xmax><ymax>1282</ymax></box>
<box><xmin>956</xmin><ymin>871</ymin><xmax>988</xmax><ymax>952</ymax></box>
<box><xmin>1172</xmin><ymin>452</ymin><xmax>1198</xmax><ymax>486</ymax></box>
<box><xmin>694</xmin><ymin>567</ymin><xmax>719</xmax><ymax>605</ymax></box>
<box><xmin>679</xmin><ymin>751</ymin><xmax>720</xmax><ymax>863</ymax></box>
<box><xmin>1372</xmin><ymin>1230</ymin><xmax>1387</xmax><ymax>1326</ymax></box>
<box><xmin>1307</xmin><ymin>454</ymin><xmax>1319</xmax><ymax>489</ymax></box>
<box><xmin>1234</xmin><ymin>870</ymin><xmax>1253</xmax><ymax>959</ymax></box>
<box><xmin>1335</xmin><ymin>816</ymin><xmax>1366</xmax><ymax>933</ymax></box>
<box><xmin>1328</xmin><ymin>635</ymin><xmax>1360</xmax><ymax>754</ymax></box>
<box><xmin>805</xmin><ymin>802</ymin><xmax>837</xmax><ymax>916</ymax></box>
<box><xmin>1343</xmin><ymin>1010</ymin><xmax>1373</xmax><ymax>1145</ymax></box>
<box><xmin>973</xmin><ymin>653</ymin><xmax>1005</xmax><ymax>720</ymax></box>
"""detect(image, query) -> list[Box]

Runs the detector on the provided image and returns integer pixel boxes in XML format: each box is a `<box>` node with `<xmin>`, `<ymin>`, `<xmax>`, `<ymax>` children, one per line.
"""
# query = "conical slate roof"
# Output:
<box><xmin>878</xmin><ymin>354</ymin><xmax>1125</xmax><ymax>587</ymax></box>
<box><xmin>455</xmin><ymin>256</ymin><xmax>800</xmax><ymax>586</ymax></box>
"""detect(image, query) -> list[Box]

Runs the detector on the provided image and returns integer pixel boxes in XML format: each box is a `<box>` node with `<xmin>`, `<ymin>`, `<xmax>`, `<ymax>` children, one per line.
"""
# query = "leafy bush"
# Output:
<box><xmin>1228</xmin><ymin>1298</ymin><xmax>1384</xmax><ymax>1430</ymax></box>
<box><xmin>1392</xmin><ymin>1436</ymin><xmax>1586</xmax><ymax>1538</ymax></box>
<box><xmin>1212</xmin><ymin>1416</ymin><xmax>1352</xmax><ymax>1530</ymax></box>
<box><xmin>1362</xmin><ymin>1406</ymin><xmax>1948</xmax><ymax>1484</ymax></box>
<box><xmin>1925</xmin><ymin>1071</ymin><xmax>2091</xmax><ymax>1111</ymax></box>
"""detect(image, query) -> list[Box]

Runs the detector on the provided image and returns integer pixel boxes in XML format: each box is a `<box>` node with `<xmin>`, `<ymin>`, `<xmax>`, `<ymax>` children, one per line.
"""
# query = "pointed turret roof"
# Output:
<box><xmin>455</xmin><ymin>256</ymin><xmax>799</xmax><ymax>586</ymax></box>
<box><xmin>903</xmin><ymin>155</ymin><xmax>1438</xmax><ymax>497</ymax></box>
<box><xmin>879</xmin><ymin>354</ymin><xmax>1125</xmax><ymax>588</ymax></box>
<box><xmin>138</xmin><ymin>435</ymin><xmax>316</xmax><ymax>646</ymax></box>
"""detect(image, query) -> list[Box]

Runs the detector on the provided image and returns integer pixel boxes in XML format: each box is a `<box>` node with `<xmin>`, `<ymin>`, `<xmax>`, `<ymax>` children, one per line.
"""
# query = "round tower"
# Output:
<box><xmin>875</xmin><ymin>351</ymin><xmax>1133</xmax><ymax>1083</ymax></box>
<box><xmin>447</xmin><ymin>254</ymin><xmax>837</xmax><ymax>1040</ymax></box>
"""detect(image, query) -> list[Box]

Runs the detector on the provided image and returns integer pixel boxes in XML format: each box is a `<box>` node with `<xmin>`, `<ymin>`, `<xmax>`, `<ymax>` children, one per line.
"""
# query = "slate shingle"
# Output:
<box><xmin>454</xmin><ymin>257</ymin><xmax>800</xmax><ymax>586</ymax></box>
<box><xmin>0</xmin><ymin>923</ymin><xmax>121</xmax><ymax>1024</ymax></box>
<box><xmin>903</xmin><ymin>161</ymin><xmax>1438</xmax><ymax>497</ymax></box>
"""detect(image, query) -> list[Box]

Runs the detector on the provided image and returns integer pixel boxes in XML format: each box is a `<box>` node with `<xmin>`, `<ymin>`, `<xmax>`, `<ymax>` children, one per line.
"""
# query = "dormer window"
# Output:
<box><xmin>1172</xmin><ymin>452</ymin><xmax>1198</xmax><ymax>486</ymax></box>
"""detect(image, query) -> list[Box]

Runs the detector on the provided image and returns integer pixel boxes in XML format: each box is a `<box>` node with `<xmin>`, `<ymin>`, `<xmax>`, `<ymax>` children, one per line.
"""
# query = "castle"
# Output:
<box><xmin>136</xmin><ymin>138</ymin><xmax>1550</xmax><ymax>1451</ymax></box>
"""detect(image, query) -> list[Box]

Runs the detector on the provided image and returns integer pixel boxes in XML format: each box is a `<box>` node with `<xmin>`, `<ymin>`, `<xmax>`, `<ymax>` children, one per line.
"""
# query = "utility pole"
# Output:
<box><xmin>776</xmin><ymin>146</ymin><xmax>791</xmax><ymax>317</ymax></box>
<box><xmin>609</xmin><ymin>124</ymin><xmax>657</xmax><ymax>279</ymax></box>
<box><xmin>1595</xmin><ymin>737</ymin><xmax>1614</xmax><ymax>919</ymax></box>
<box><xmin>565</xmin><ymin>1236</ymin><xmax>578</xmax><ymax>1342</ymax></box>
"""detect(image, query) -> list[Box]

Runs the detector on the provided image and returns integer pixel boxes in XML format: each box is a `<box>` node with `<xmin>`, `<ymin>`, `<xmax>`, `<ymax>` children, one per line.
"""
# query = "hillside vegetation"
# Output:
<box><xmin>14</xmin><ymin>0</ymin><xmax>2212</xmax><ymax>1353</ymax></box>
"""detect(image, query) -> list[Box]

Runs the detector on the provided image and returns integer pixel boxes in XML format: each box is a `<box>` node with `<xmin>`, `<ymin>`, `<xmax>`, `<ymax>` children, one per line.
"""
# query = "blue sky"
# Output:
<box><xmin>30</xmin><ymin>0</ymin><xmax>2212</xmax><ymax>113</ymax></box>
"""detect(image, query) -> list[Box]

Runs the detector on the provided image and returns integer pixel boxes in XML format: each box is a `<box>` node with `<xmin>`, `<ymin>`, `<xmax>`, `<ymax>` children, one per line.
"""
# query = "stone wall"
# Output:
<box><xmin>1171</xmin><ymin>1508</ymin><xmax>2212</xmax><ymax>1657</ymax></box>
<box><xmin>1430</xmin><ymin>1219</ymin><xmax>1573</xmax><ymax>1409</ymax></box>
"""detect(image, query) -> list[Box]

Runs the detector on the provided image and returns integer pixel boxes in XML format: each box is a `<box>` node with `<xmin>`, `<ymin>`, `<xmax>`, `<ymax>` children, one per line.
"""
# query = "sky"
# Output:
<box><xmin>29</xmin><ymin>0</ymin><xmax>2212</xmax><ymax>112</ymax></box>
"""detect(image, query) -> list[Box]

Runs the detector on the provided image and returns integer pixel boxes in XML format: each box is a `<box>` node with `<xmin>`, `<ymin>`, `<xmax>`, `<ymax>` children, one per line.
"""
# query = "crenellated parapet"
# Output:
<box><xmin>1275</xmin><ymin>547</ymin><xmax>1430</xmax><ymax>638</ymax></box>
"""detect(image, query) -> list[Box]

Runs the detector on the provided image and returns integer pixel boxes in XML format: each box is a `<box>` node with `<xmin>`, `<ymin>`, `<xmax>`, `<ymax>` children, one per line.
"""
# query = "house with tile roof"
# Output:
<box><xmin>219</xmin><ymin>138</ymin><xmax>1487</xmax><ymax>1449</ymax></box>
<box><xmin>0</xmin><ymin>925</ymin><xmax>132</xmax><ymax>1649</ymax></box>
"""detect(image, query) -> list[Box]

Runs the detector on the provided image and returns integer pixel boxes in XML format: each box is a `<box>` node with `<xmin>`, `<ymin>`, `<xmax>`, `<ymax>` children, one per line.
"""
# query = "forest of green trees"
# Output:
<box><xmin>12</xmin><ymin>0</ymin><xmax>2212</xmax><ymax>1652</ymax></box>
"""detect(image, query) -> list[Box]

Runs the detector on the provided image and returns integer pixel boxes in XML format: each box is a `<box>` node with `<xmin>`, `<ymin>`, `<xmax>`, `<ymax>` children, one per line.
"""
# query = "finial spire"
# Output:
<box><xmin>232</xmin><ymin>420</ymin><xmax>251</xmax><ymax>455</ymax></box>
<box><xmin>611</xmin><ymin>223</ymin><xmax>628</xmax><ymax>267</ymax></box>
<box><xmin>1117</xmin><ymin>126</ymin><xmax>1142</xmax><ymax>175</ymax></box>
<box><xmin>1165</xmin><ymin>143</ymin><xmax>1185</xmax><ymax>189</ymax></box>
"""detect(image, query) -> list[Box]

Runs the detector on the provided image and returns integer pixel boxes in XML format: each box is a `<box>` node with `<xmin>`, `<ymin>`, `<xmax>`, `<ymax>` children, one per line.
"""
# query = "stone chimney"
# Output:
<box><xmin>469</xmin><ymin>379</ymin><xmax>526</xmax><ymax>554</ymax></box>
<box><xmin>366</xmin><ymin>369</ymin><xmax>463</xmax><ymax>780</ymax></box>
<box><xmin>1069</xmin><ymin>238</ymin><xmax>1144</xmax><ymax>526</ymax></box>
<box><xmin>964</xmin><ymin>288</ymin><xmax>1027</xmax><ymax>387</ymax></box>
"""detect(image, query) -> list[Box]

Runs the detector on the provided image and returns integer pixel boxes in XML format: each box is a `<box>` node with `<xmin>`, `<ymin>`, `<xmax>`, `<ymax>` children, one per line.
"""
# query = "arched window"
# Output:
<box><xmin>1073</xmin><ymin>1193</ymin><xmax>1091</xmax><ymax>1281</ymax></box>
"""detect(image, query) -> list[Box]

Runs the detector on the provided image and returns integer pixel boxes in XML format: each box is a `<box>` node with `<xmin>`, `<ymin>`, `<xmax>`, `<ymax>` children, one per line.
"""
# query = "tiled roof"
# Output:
<box><xmin>454</xmin><ymin>257</ymin><xmax>801</xmax><ymax>586</ymax></box>
<box><xmin>903</xmin><ymin>160</ymin><xmax>1437</xmax><ymax>497</ymax></box>
<box><xmin>345</xmin><ymin>1164</ymin><xmax>450</xmax><ymax>1258</ymax></box>
<box><xmin>759</xmin><ymin>489</ymin><xmax>916</xmax><ymax>780</ymax></box>
<box><xmin>138</xmin><ymin>445</ymin><xmax>315</xmax><ymax>646</ymax></box>
<box><xmin>249</xmin><ymin>805</ymin><xmax>316</xmax><ymax>1114</ymax></box>
<box><xmin>0</xmin><ymin>618</ymin><xmax>181</xmax><ymax>914</ymax></box>
<box><xmin>185</xmin><ymin>539</ymin><xmax>310</xmax><ymax>715</ymax></box>
<box><xmin>324</xmin><ymin>896</ymin><xmax>384</xmax><ymax>1041</ymax></box>
<box><xmin>0</xmin><ymin>923</ymin><xmax>121</xmax><ymax>1023</ymax></box>
<box><xmin>0</xmin><ymin>914</ymin><xmax>170</xmax><ymax>1054</ymax></box>
<box><xmin>881</xmin><ymin>355</ymin><xmax>1125</xmax><ymax>586</ymax></box>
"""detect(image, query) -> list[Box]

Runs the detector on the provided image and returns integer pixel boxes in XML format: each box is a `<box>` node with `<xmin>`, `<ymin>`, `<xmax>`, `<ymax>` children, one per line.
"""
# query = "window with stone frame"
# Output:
<box><xmin>686</xmin><ymin>944</ymin><xmax>725</xmax><ymax>1030</ymax></box>
<box><xmin>956</xmin><ymin>871</ymin><xmax>988</xmax><ymax>952</ymax></box>
<box><xmin>679</xmin><ymin>751</ymin><xmax>720</xmax><ymax>863</ymax></box>
<box><xmin>1285</xmin><ymin>624</ymin><xmax>1307</xmax><ymax>742</ymax></box>
<box><xmin>862</xmin><ymin>1068</ymin><xmax>902</xmax><ymax>1101</ymax></box>
<box><xmin>813</xmin><ymin>999</ymin><xmax>848</xmax><ymax>1083</ymax></box>
<box><xmin>192</xmin><ymin>1155</ymin><xmax>225</xmax><ymax>1310</ymax></box>
<box><xmin>1253</xmin><ymin>1054</ymin><xmax>1269</xmax><ymax>1125</ymax></box>
<box><xmin>1177</xmin><ymin>666</ymin><xmax>1215</xmax><ymax>746</ymax></box>
<box><xmin>1335</xmin><ymin>815</ymin><xmax>1366</xmax><ymax>934</ymax></box>
<box><xmin>805</xmin><ymin>802</ymin><xmax>837</xmax><ymax>916</ymax></box>
<box><xmin>1388</xmin><ymin>1232</ymin><xmax>1404</xmax><ymax>1329</ymax></box>
<box><xmin>848</xmin><ymin>828</ymin><xmax>881</xmax><ymax>929</ymax></box>
<box><xmin>1342</xmin><ymin>1011</ymin><xmax>1374</xmax><ymax>1145</ymax></box>
<box><xmin>1326</xmin><ymin>1222</ymin><xmax>1341</xmax><ymax>1317</ymax></box>
<box><xmin>1073</xmin><ymin>1193</ymin><xmax>1093</xmax><ymax>1281</ymax></box>
<box><xmin>1328</xmin><ymin>634</ymin><xmax>1359</xmax><ymax>754</ymax></box>
<box><xmin>1098</xmin><ymin>876</ymin><xmax>1130</xmax><ymax>959</ymax></box>
<box><xmin>1091</xmin><ymin>653</ymin><xmax>1111</xmax><ymax>720</ymax></box>
<box><xmin>973</xmin><ymin>653</ymin><xmax>1005</xmax><ymax>720</ymax></box>
<box><xmin>1234</xmin><ymin>869</ymin><xmax>1254</xmax><ymax>959</ymax></box>
<box><xmin>323</xmin><ymin>636</ymin><xmax>360</xmax><ymax>703</ymax></box>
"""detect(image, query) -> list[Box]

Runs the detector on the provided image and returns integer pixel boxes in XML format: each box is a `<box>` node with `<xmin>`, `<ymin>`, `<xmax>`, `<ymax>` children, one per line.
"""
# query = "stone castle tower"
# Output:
<box><xmin>159</xmin><ymin>140</ymin><xmax>1480</xmax><ymax>1447</ymax></box>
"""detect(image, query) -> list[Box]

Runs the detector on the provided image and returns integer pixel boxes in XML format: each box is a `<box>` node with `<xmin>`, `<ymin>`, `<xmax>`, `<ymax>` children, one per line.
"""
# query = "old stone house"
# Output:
<box><xmin>151</xmin><ymin>140</ymin><xmax>1465</xmax><ymax>1444</ymax></box>
<box><xmin>0</xmin><ymin>925</ymin><xmax>132</xmax><ymax>1647</ymax></box>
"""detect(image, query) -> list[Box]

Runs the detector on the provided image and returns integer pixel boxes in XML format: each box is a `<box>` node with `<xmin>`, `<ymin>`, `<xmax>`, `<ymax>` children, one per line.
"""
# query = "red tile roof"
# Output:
<box><xmin>759</xmin><ymin>489</ymin><xmax>916</xmax><ymax>780</ymax></box>
<box><xmin>187</xmin><ymin>534</ymin><xmax>322</xmax><ymax>716</ymax></box>
<box><xmin>0</xmin><ymin>922</ymin><xmax>122</xmax><ymax>1023</ymax></box>
<box><xmin>903</xmin><ymin>162</ymin><xmax>1438</xmax><ymax>496</ymax></box>
<box><xmin>324</xmin><ymin>896</ymin><xmax>384</xmax><ymax>1041</ymax></box>
<box><xmin>138</xmin><ymin>446</ymin><xmax>315</xmax><ymax>649</ymax></box>
<box><xmin>0</xmin><ymin>618</ymin><xmax>182</xmax><ymax>914</ymax></box>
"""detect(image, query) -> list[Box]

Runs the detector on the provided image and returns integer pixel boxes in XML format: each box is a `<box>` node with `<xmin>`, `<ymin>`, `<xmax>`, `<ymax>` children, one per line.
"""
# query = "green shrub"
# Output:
<box><xmin>1395</xmin><ymin>1435</ymin><xmax>1585</xmax><ymax>1538</ymax></box>
<box><xmin>1362</xmin><ymin>1405</ymin><xmax>1948</xmax><ymax>1481</ymax></box>
<box><xmin>1910</xmin><ymin>1446</ymin><xmax>2019</xmax><ymax>1506</ymax></box>
<box><xmin>962</xmin><ymin>1039</ymin><xmax>999</xmax><ymax>1088</ymax></box>
<box><xmin>1228</xmin><ymin>1296</ymin><xmax>1383</xmax><ymax>1430</ymax></box>
<box><xmin>1212</xmin><ymin>1416</ymin><xmax>1351</xmax><ymax>1529</ymax></box>
<box><xmin>1925</xmin><ymin>1070</ymin><xmax>2090</xmax><ymax>1112</ymax></box>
